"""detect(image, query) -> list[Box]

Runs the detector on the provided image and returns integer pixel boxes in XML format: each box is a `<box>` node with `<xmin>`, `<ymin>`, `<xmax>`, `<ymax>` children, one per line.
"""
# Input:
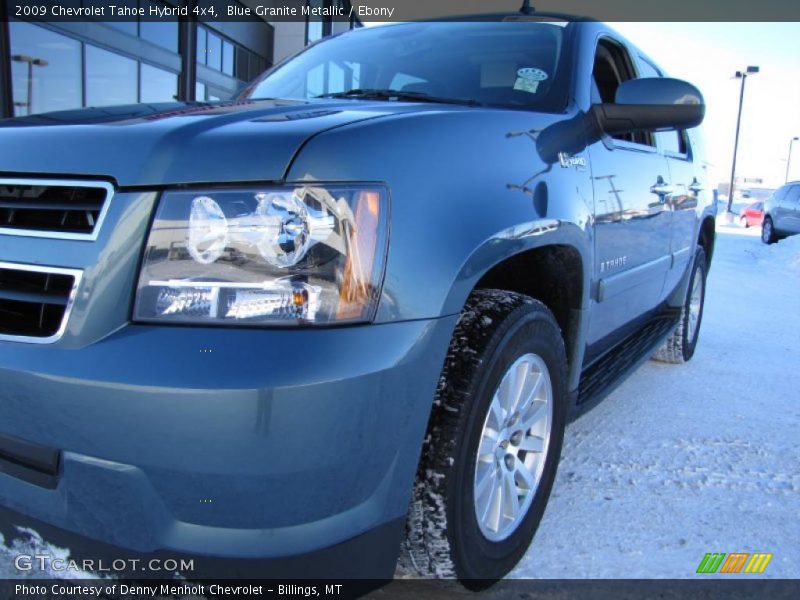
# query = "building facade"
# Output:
<box><xmin>0</xmin><ymin>1</ymin><xmax>356</xmax><ymax>119</ymax></box>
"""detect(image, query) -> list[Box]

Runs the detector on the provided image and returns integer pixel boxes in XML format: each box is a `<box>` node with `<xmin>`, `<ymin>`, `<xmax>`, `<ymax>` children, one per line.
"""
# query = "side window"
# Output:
<box><xmin>786</xmin><ymin>186</ymin><xmax>800</xmax><ymax>205</ymax></box>
<box><xmin>658</xmin><ymin>130</ymin><xmax>690</xmax><ymax>156</ymax></box>
<box><xmin>592</xmin><ymin>39</ymin><xmax>652</xmax><ymax>147</ymax></box>
<box><xmin>770</xmin><ymin>186</ymin><xmax>788</xmax><ymax>205</ymax></box>
<box><xmin>638</xmin><ymin>57</ymin><xmax>689</xmax><ymax>156</ymax></box>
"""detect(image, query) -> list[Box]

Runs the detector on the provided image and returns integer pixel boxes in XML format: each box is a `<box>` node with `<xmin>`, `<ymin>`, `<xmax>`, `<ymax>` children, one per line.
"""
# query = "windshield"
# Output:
<box><xmin>245</xmin><ymin>22</ymin><xmax>572</xmax><ymax>112</ymax></box>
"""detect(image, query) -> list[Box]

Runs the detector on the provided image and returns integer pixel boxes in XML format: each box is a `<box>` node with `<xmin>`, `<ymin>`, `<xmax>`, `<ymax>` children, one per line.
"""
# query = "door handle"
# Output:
<box><xmin>650</xmin><ymin>176</ymin><xmax>673</xmax><ymax>199</ymax></box>
<box><xmin>688</xmin><ymin>178</ymin><xmax>704</xmax><ymax>193</ymax></box>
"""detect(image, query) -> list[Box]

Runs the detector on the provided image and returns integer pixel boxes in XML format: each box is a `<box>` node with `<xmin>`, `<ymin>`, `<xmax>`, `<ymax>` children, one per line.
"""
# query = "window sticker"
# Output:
<box><xmin>514</xmin><ymin>67</ymin><xmax>548</xmax><ymax>94</ymax></box>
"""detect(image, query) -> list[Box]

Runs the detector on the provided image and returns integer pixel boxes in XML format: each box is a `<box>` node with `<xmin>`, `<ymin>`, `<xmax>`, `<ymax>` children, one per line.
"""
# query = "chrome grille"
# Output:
<box><xmin>0</xmin><ymin>262</ymin><xmax>82</xmax><ymax>343</ymax></box>
<box><xmin>0</xmin><ymin>178</ymin><xmax>113</xmax><ymax>240</ymax></box>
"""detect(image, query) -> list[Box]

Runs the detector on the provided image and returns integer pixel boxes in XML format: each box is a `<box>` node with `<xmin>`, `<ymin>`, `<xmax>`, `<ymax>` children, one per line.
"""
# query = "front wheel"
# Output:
<box><xmin>762</xmin><ymin>216</ymin><xmax>777</xmax><ymax>244</ymax></box>
<box><xmin>400</xmin><ymin>289</ymin><xmax>567</xmax><ymax>587</ymax></box>
<box><xmin>740</xmin><ymin>215</ymin><xmax>749</xmax><ymax>228</ymax></box>
<box><xmin>653</xmin><ymin>246</ymin><xmax>707</xmax><ymax>364</ymax></box>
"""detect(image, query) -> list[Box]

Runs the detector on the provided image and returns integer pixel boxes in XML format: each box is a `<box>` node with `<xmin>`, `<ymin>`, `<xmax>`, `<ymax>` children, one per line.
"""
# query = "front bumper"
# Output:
<box><xmin>0</xmin><ymin>316</ymin><xmax>456</xmax><ymax>575</ymax></box>
<box><xmin>0</xmin><ymin>504</ymin><xmax>404</xmax><ymax>580</ymax></box>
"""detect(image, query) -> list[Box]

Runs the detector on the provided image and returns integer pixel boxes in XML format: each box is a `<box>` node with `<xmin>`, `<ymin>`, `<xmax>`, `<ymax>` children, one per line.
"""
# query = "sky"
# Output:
<box><xmin>365</xmin><ymin>20</ymin><xmax>800</xmax><ymax>189</ymax></box>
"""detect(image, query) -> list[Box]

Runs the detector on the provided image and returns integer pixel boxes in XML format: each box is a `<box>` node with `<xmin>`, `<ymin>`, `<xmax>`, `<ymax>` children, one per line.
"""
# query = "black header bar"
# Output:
<box><xmin>3</xmin><ymin>0</ymin><xmax>800</xmax><ymax>23</ymax></box>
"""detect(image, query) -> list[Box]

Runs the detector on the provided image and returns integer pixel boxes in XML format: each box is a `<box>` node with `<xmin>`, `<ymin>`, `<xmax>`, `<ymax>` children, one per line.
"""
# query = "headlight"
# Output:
<box><xmin>134</xmin><ymin>185</ymin><xmax>388</xmax><ymax>326</ymax></box>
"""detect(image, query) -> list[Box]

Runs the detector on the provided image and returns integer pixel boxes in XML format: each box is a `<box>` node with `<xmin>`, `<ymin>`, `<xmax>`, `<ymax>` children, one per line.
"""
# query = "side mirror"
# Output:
<box><xmin>592</xmin><ymin>77</ymin><xmax>705</xmax><ymax>136</ymax></box>
<box><xmin>533</xmin><ymin>78</ymin><xmax>704</xmax><ymax>165</ymax></box>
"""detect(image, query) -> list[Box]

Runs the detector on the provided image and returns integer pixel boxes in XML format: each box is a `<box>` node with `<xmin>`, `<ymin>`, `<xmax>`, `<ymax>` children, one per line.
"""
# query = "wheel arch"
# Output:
<box><xmin>442</xmin><ymin>221</ymin><xmax>592</xmax><ymax>393</ymax></box>
<box><xmin>698</xmin><ymin>215</ymin><xmax>716</xmax><ymax>267</ymax></box>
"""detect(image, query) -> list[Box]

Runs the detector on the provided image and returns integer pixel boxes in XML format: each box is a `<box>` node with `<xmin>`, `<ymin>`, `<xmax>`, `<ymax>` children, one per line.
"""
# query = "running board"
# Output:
<box><xmin>576</xmin><ymin>311</ymin><xmax>680</xmax><ymax>412</ymax></box>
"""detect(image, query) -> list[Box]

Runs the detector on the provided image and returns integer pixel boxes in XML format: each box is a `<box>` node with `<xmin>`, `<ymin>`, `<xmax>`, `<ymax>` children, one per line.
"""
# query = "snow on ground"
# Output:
<box><xmin>513</xmin><ymin>220</ymin><xmax>800</xmax><ymax>578</ymax></box>
<box><xmin>0</xmin><ymin>529</ymin><xmax>98</xmax><ymax>579</ymax></box>
<box><xmin>1</xmin><ymin>220</ymin><xmax>797</xmax><ymax>582</ymax></box>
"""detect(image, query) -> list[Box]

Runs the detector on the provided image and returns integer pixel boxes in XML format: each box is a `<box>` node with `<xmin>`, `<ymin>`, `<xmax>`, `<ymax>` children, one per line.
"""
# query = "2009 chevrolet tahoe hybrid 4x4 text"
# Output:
<box><xmin>0</xmin><ymin>16</ymin><xmax>714</xmax><ymax>585</ymax></box>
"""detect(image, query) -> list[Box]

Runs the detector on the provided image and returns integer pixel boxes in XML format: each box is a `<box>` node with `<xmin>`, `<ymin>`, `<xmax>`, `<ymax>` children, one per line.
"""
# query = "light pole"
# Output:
<box><xmin>726</xmin><ymin>65</ymin><xmax>759</xmax><ymax>215</ymax></box>
<box><xmin>11</xmin><ymin>54</ymin><xmax>48</xmax><ymax>116</ymax></box>
<box><xmin>786</xmin><ymin>136</ymin><xmax>799</xmax><ymax>184</ymax></box>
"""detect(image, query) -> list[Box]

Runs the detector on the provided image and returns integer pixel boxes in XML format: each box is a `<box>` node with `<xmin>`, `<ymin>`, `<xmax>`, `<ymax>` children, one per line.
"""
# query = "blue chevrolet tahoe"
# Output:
<box><xmin>0</xmin><ymin>15</ymin><xmax>714</xmax><ymax>586</ymax></box>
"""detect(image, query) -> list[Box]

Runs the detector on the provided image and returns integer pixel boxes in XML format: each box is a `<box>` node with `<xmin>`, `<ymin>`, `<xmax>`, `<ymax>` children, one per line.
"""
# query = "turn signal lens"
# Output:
<box><xmin>338</xmin><ymin>191</ymin><xmax>382</xmax><ymax>320</ymax></box>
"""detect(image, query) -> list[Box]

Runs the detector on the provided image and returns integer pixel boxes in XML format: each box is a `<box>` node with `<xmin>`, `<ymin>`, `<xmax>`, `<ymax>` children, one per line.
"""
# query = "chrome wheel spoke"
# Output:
<box><xmin>478</xmin><ymin>436</ymin><xmax>496</xmax><ymax>461</ymax></box>
<box><xmin>514</xmin><ymin>460</ymin><xmax>537</xmax><ymax>492</ymax></box>
<box><xmin>483</xmin><ymin>477</ymin><xmax>503</xmax><ymax>531</ymax></box>
<box><xmin>516</xmin><ymin>370</ymin><xmax>543</xmax><ymax>415</ymax></box>
<box><xmin>518</xmin><ymin>434</ymin><xmax>545</xmax><ymax>453</ymax></box>
<box><xmin>502</xmin><ymin>469</ymin><xmax>519</xmax><ymax>521</ymax></box>
<box><xmin>499</xmin><ymin>369</ymin><xmax>516</xmax><ymax>415</ymax></box>
<box><xmin>509</xmin><ymin>360</ymin><xmax>531</xmax><ymax>415</ymax></box>
<box><xmin>483</xmin><ymin>425</ymin><xmax>500</xmax><ymax>441</ymax></box>
<box><xmin>517</xmin><ymin>399</ymin><xmax>547</xmax><ymax>432</ymax></box>
<box><xmin>475</xmin><ymin>464</ymin><xmax>496</xmax><ymax>500</ymax></box>
<box><xmin>489</xmin><ymin>393</ymin><xmax>506</xmax><ymax>427</ymax></box>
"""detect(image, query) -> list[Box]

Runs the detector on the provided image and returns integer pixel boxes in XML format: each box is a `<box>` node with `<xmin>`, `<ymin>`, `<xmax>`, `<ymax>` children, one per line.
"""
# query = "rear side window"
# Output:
<box><xmin>592</xmin><ymin>39</ymin><xmax>652</xmax><ymax>146</ymax></box>
<box><xmin>637</xmin><ymin>57</ymin><xmax>689</xmax><ymax>156</ymax></box>
<box><xmin>771</xmin><ymin>187</ymin><xmax>789</xmax><ymax>203</ymax></box>
<box><xmin>785</xmin><ymin>185</ymin><xmax>800</xmax><ymax>204</ymax></box>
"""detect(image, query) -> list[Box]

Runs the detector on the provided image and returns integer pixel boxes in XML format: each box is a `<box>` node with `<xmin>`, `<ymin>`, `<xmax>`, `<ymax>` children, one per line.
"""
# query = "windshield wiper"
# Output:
<box><xmin>316</xmin><ymin>89</ymin><xmax>483</xmax><ymax>107</ymax></box>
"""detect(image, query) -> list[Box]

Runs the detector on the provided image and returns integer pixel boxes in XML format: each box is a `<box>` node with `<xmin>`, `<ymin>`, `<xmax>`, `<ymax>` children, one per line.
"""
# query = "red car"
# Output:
<box><xmin>740</xmin><ymin>201</ymin><xmax>764</xmax><ymax>228</ymax></box>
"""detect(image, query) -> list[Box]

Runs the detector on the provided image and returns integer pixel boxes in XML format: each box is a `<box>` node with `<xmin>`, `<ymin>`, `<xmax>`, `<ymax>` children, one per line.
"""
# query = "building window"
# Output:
<box><xmin>5</xmin><ymin>15</ymin><xmax>273</xmax><ymax>117</ymax></box>
<box><xmin>139</xmin><ymin>20</ymin><xmax>179</xmax><ymax>53</ymax></box>
<box><xmin>206</xmin><ymin>30</ymin><xmax>223</xmax><ymax>71</ymax></box>
<box><xmin>140</xmin><ymin>63</ymin><xmax>178</xmax><ymax>103</ymax></box>
<box><xmin>101</xmin><ymin>1</ymin><xmax>178</xmax><ymax>53</ymax></box>
<box><xmin>196</xmin><ymin>26</ymin><xmax>208</xmax><ymax>65</ymax></box>
<box><xmin>197</xmin><ymin>24</ymin><xmax>267</xmax><ymax>86</ymax></box>
<box><xmin>248</xmin><ymin>55</ymin><xmax>266</xmax><ymax>80</ymax></box>
<box><xmin>306</xmin><ymin>0</ymin><xmax>335</xmax><ymax>44</ymax></box>
<box><xmin>307</xmin><ymin>20</ymin><xmax>324</xmax><ymax>44</ymax></box>
<box><xmin>198</xmin><ymin>25</ymin><xmax>227</xmax><ymax>70</ymax></box>
<box><xmin>222</xmin><ymin>41</ymin><xmax>235</xmax><ymax>77</ymax></box>
<box><xmin>235</xmin><ymin>47</ymin><xmax>250</xmax><ymax>82</ymax></box>
<box><xmin>9</xmin><ymin>21</ymin><xmax>82</xmax><ymax>116</ymax></box>
<box><xmin>85</xmin><ymin>45</ymin><xmax>138</xmax><ymax>107</ymax></box>
<box><xmin>139</xmin><ymin>1</ymin><xmax>179</xmax><ymax>52</ymax></box>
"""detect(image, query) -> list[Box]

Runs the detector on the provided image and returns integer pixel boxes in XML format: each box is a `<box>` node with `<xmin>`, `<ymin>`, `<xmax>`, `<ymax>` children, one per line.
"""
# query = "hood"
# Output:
<box><xmin>0</xmin><ymin>99</ymin><xmax>427</xmax><ymax>187</ymax></box>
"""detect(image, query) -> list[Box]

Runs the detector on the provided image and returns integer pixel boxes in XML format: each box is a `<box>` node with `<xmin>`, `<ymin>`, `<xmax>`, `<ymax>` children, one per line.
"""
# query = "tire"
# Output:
<box><xmin>400</xmin><ymin>289</ymin><xmax>568</xmax><ymax>587</ymax></box>
<box><xmin>739</xmin><ymin>216</ymin><xmax>749</xmax><ymax>228</ymax></box>
<box><xmin>762</xmin><ymin>216</ymin><xmax>777</xmax><ymax>244</ymax></box>
<box><xmin>653</xmin><ymin>246</ymin><xmax>707</xmax><ymax>364</ymax></box>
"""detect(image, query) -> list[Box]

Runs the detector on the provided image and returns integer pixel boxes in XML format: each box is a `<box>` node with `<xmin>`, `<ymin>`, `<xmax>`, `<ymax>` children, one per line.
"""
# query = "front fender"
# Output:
<box><xmin>285</xmin><ymin>107</ymin><xmax>595</xmax><ymax>327</ymax></box>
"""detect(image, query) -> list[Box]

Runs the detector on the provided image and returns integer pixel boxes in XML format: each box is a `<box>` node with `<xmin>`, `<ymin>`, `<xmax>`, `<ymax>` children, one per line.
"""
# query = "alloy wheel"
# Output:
<box><xmin>473</xmin><ymin>353</ymin><xmax>553</xmax><ymax>542</ymax></box>
<box><xmin>687</xmin><ymin>268</ymin><xmax>704</xmax><ymax>343</ymax></box>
